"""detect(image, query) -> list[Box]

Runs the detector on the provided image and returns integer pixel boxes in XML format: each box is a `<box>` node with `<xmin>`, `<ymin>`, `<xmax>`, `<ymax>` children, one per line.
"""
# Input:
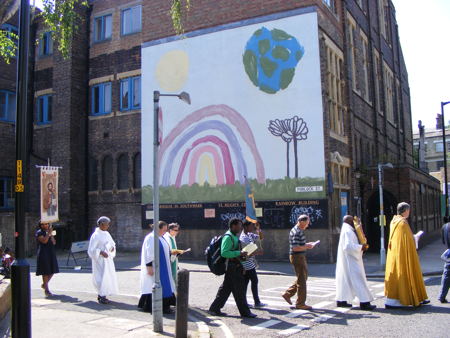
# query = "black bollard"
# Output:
<box><xmin>175</xmin><ymin>269</ymin><xmax>190</xmax><ymax>338</ymax></box>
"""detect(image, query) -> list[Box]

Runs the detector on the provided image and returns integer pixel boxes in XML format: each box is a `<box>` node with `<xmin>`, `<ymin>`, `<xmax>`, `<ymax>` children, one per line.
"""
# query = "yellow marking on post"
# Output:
<box><xmin>16</xmin><ymin>160</ymin><xmax>24</xmax><ymax>192</ymax></box>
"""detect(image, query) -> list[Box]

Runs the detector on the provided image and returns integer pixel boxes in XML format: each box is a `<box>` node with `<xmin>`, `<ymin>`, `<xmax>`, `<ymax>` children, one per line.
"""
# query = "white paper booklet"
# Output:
<box><xmin>414</xmin><ymin>230</ymin><xmax>424</xmax><ymax>249</ymax></box>
<box><xmin>242</xmin><ymin>242</ymin><xmax>258</xmax><ymax>255</ymax></box>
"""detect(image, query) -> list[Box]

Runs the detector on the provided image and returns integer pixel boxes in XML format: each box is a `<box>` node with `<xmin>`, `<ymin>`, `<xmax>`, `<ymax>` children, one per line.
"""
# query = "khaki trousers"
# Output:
<box><xmin>284</xmin><ymin>254</ymin><xmax>308</xmax><ymax>306</ymax></box>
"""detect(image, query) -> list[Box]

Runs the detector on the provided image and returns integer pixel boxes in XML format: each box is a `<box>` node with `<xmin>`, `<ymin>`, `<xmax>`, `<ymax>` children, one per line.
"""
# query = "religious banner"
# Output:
<box><xmin>40</xmin><ymin>167</ymin><xmax>59</xmax><ymax>223</ymax></box>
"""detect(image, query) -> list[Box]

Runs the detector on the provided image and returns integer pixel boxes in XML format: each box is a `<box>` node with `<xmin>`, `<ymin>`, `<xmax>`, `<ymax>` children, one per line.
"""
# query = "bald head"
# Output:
<box><xmin>343</xmin><ymin>215</ymin><xmax>354</xmax><ymax>226</ymax></box>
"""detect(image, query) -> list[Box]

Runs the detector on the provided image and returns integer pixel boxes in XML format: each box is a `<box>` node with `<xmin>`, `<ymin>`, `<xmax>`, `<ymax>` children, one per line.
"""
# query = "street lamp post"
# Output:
<box><xmin>152</xmin><ymin>90</ymin><xmax>190</xmax><ymax>333</ymax></box>
<box><xmin>441</xmin><ymin>101</ymin><xmax>450</xmax><ymax>218</ymax></box>
<box><xmin>11</xmin><ymin>1</ymin><xmax>31</xmax><ymax>337</ymax></box>
<box><xmin>378</xmin><ymin>162</ymin><xmax>393</xmax><ymax>267</ymax></box>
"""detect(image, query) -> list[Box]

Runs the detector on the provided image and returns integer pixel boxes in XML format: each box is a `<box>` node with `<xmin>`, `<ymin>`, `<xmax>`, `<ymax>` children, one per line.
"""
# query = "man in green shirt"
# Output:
<box><xmin>208</xmin><ymin>218</ymin><xmax>257</xmax><ymax>318</ymax></box>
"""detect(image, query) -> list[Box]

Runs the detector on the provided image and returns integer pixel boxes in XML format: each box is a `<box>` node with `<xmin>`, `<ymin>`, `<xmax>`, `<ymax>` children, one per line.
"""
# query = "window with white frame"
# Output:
<box><xmin>120</xmin><ymin>76</ymin><xmax>141</xmax><ymax>111</ymax></box>
<box><xmin>383</xmin><ymin>62</ymin><xmax>394</xmax><ymax>123</ymax></box>
<box><xmin>324</xmin><ymin>36</ymin><xmax>345</xmax><ymax>136</ymax></box>
<box><xmin>0</xmin><ymin>177</ymin><xmax>14</xmax><ymax>210</ymax></box>
<box><xmin>373</xmin><ymin>49</ymin><xmax>381</xmax><ymax>113</ymax></box>
<box><xmin>94</xmin><ymin>14</ymin><xmax>112</xmax><ymax>42</ymax></box>
<box><xmin>360</xmin><ymin>32</ymin><xmax>370</xmax><ymax>102</ymax></box>
<box><xmin>347</xmin><ymin>14</ymin><xmax>358</xmax><ymax>92</ymax></box>
<box><xmin>39</xmin><ymin>32</ymin><xmax>53</xmax><ymax>56</ymax></box>
<box><xmin>435</xmin><ymin>142</ymin><xmax>444</xmax><ymax>153</ymax></box>
<box><xmin>0</xmin><ymin>90</ymin><xmax>16</xmax><ymax>122</ymax></box>
<box><xmin>121</xmin><ymin>5</ymin><xmax>142</xmax><ymax>35</ymax></box>
<box><xmin>36</xmin><ymin>94</ymin><xmax>53</xmax><ymax>124</ymax></box>
<box><xmin>91</xmin><ymin>82</ymin><xmax>111</xmax><ymax>115</ymax></box>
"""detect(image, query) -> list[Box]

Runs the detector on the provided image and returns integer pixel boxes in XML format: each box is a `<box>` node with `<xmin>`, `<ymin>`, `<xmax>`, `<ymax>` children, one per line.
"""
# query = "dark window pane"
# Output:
<box><xmin>93</xmin><ymin>86</ymin><xmax>100</xmax><ymax>114</ymax></box>
<box><xmin>121</xmin><ymin>80</ymin><xmax>129</xmax><ymax>110</ymax></box>
<box><xmin>102</xmin><ymin>156</ymin><xmax>113</xmax><ymax>190</ymax></box>
<box><xmin>38</xmin><ymin>97</ymin><xmax>44</xmax><ymax>122</ymax></box>
<box><xmin>95</xmin><ymin>17</ymin><xmax>103</xmax><ymax>41</ymax></box>
<box><xmin>117</xmin><ymin>154</ymin><xmax>129</xmax><ymax>190</ymax></box>
<box><xmin>0</xmin><ymin>93</ymin><xmax>6</xmax><ymax>119</ymax></box>
<box><xmin>133</xmin><ymin>77</ymin><xmax>140</xmax><ymax>108</ymax></box>
<box><xmin>47</xmin><ymin>96</ymin><xmax>52</xmax><ymax>121</ymax></box>
<box><xmin>8</xmin><ymin>93</ymin><xmax>16</xmax><ymax>121</ymax></box>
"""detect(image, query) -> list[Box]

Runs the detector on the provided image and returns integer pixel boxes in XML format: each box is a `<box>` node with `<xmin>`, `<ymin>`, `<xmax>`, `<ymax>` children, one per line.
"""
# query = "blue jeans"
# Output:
<box><xmin>438</xmin><ymin>262</ymin><xmax>450</xmax><ymax>301</ymax></box>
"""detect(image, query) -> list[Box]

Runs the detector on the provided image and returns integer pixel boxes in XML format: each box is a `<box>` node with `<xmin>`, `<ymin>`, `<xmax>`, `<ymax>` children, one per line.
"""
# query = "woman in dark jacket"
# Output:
<box><xmin>36</xmin><ymin>221</ymin><xmax>59</xmax><ymax>296</ymax></box>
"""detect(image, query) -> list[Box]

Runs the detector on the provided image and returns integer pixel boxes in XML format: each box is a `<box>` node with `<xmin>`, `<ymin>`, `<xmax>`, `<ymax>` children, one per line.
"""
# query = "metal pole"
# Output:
<box><xmin>152</xmin><ymin>91</ymin><xmax>163</xmax><ymax>332</ymax></box>
<box><xmin>11</xmin><ymin>1</ymin><xmax>31</xmax><ymax>337</ymax></box>
<box><xmin>378</xmin><ymin>164</ymin><xmax>386</xmax><ymax>267</ymax></box>
<box><xmin>442</xmin><ymin>102</ymin><xmax>449</xmax><ymax>218</ymax></box>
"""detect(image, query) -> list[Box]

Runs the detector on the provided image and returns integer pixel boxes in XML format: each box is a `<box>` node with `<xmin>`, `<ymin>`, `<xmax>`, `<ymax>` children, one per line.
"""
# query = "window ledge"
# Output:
<box><xmin>116</xmin><ymin>109</ymin><xmax>140</xmax><ymax>116</ymax></box>
<box><xmin>329</xmin><ymin>130</ymin><xmax>348</xmax><ymax>144</ymax></box>
<box><xmin>34</xmin><ymin>123</ymin><xmax>51</xmax><ymax>129</ymax></box>
<box><xmin>92</xmin><ymin>38</ymin><xmax>112</xmax><ymax>45</ymax></box>
<box><xmin>89</xmin><ymin>113</ymin><xmax>113</xmax><ymax>121</ymax></box>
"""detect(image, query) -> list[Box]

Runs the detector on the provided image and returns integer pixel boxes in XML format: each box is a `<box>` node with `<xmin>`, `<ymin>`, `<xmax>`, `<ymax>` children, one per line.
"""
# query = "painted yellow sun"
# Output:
<box><xmin>155</xmin><ymin>50</ymin><xmax>189</xmax><ymax>92</ymax></box>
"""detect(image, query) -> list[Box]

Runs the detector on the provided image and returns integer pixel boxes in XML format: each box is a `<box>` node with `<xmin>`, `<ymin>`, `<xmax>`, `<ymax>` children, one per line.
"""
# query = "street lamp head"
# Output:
<box><xmin>443</xmin><ymin>101</ymin><xmax>450</xmax><ymax>107</ymax></box>
<box><xmin>384</xmin><ymin>162</ymin><xmax>394</xmax><ymax>169</ymax></box>
<box><xmin>178</xmin><ymin>91</ymin><xmax>191</xmax><ymax>105</ymax></box>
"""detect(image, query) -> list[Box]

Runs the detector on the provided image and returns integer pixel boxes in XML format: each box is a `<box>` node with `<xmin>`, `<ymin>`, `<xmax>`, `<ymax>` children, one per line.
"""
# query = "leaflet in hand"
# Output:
<box><xmin>242</xmin><ymin>242</ymin><xmax>258</xmax><ymax>255</ymax></box>
<box><xmin>414</xmin><ymin>230</ymin><xmax>424</xmax><ymax>249</ymax></box>
<box><xmin>310</xmin><ymin>240</ymin><xmax>320</xmax><ymax>248</ymax></box>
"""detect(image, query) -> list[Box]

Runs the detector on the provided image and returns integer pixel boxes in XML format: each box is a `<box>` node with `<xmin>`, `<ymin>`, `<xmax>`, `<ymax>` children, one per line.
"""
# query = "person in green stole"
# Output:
<box><xmin>163</xmin><ymin>223</ymin><xmax>184</xmax><ymax>284</ymax></box>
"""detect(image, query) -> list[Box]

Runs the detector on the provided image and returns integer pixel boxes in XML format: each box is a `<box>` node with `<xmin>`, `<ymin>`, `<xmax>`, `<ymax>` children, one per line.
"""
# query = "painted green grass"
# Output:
<box><xmin>142</xmin><ymin>177</ymin><xmax>325</xmax><ymax>204</ymax></box>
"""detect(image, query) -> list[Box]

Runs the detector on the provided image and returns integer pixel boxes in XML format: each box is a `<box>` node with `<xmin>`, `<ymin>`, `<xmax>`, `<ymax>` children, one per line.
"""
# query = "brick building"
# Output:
<box><xmin>0</xmin><ymin>0</ymin><xmax>441</xmax><ymax>261</ymax></box>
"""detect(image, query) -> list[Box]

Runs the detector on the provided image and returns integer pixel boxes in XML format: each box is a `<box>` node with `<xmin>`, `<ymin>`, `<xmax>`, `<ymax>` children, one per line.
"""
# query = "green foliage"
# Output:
<box><xmin>142</xmin><ymin>177</ymin><xmax>326</xmax><ymax>204</ymax></box>
<box><xmin>170</xmin><ymin>0</ymin><xmax>190</xmax><ymax>35</ymax></box>
<box><xmin>40</xmin><ymin>0</ymin><xmax>88</xmax><ymax>58</ymax></box>
<box><xmin>0</xmin><ymin>29</ymin><xmax>17</xmax><ymax>64</ymax></box>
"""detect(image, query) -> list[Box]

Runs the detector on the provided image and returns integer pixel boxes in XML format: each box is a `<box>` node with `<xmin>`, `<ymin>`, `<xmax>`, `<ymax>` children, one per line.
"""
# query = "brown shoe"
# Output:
<box><xmin>295</xmin><ymin>304</ymin><xmax>312</xmax><ymax>310</ymax></box>
<box><xmin>282</xmin><ymin>293</ymin><xmax>292</xmax><ymax>305</ymax></box>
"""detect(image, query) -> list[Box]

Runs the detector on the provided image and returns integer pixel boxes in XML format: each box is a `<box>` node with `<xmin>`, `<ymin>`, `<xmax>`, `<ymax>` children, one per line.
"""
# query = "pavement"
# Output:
<box><xmin>0</xmin><ymin>238</ymin><xmax>446</xmax><ymax>337</ymax></box>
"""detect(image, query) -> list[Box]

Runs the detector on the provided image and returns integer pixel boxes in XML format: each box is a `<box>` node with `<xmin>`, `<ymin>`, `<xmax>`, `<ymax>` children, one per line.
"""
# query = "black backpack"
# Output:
<box><xmin>205</xmin><ymin>233</ymin><xmax>231</xmax><ymax>275</ymax></box>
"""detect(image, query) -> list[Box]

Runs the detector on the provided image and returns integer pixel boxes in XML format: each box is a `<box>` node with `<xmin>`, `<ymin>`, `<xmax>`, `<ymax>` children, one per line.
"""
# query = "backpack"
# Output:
<box><xmin>205</xmin><ymin>233</ymin><xmax>232</xmax><ymax>275</ymax></box>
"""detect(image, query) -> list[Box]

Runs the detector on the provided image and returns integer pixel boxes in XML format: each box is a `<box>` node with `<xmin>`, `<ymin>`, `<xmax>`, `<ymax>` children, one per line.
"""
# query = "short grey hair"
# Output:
<box><xmin>97</xmin><ymin>216</ymin><xmax>111</xmax><ymax>226</ymax></box>
<box><xmin>397</xmin><ymin>202</ymin><xmax>410</xmax><ymax>215</ymax></box>
<box><xmin>297</xmin><ymin>214</ymin><xmax>309</xmax><ymax>223</ymax></box>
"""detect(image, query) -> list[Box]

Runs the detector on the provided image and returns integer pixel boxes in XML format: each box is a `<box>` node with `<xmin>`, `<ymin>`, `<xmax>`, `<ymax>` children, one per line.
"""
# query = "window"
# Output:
<box><xmin>0</xmin><ymin>177</ymin><xmax>14</xmax><ymax>210</ymax></box>
<box><xmin>36</xmin><ymin>95</ymin><xmax>52</xmax><ymax>124</ymax></box>
<box><xmin>121</xmin><ymin>5</ymin><xmax>142</xmax><ymax>35</ymax></box>
<box><xmin>91</xmin><ymin>82</ymin><xmax>111</xmax><ymax>115</ymax></box>
<box><xmin>347</xmin><ymin>14</ymin><xmax>358</xmax><ymax>92</ymax></box>
<box><xmin>1</xmin><ymin>24</ymin><xmax>18</xmax><ymax>56</ymax></box>
<box><xmin>435</xmin><ymin>142</ymin><xmax>444</xmax><ymax>153</ymax></box>
<box><xmin>88</xmin><ymin>157</ymin><xmax>98</xmax><ymax>191</ymax></box>
<box><xmin>120</xmin><ymin>76</ymin><xmax>141</xmax><ymax>111</ymax></box>
<box><xmin>373</xmin><ymin>49</ymin><xmax>381</xmax><ymax>112</ymax></box>
<box><xmin>94</xmin><ymin>14</ymin><xmax>112</xmax><ymax>42</ymax></box>
<box><xmin>378</xmin><ymin>0</ymin><xmax>391</xmax><ymax>43</ymax></box>
<box><xmin>360</xmin><ymin>32</ymin><xmax>370</xmax><ymax>102</ymax></box>
<box><xmin>324</xmin><ymin>36</ymin><xmax>345</xmax><ymax>136</ymax></box>
<box><xmin>331</xmin><ymin>163</ymin><xmax>350</xmax><ymax>187</ymax></box>
<box><xmin>117</xmin><ymin>154</ymin><xmax>129</xmax><ymax>190</ymax></box>
<box><xmin>0</xmin><ymin>90</ymin><xmax>16</xmax><ymax>122</ymax></box>
<box><xmin>39</xmin><ymin>32</ymin><xmax>53</xmax><ymax>56</ymax></box>
<box><xmin>323</xmin><ymin>0</ymin><xmax>337</xmax><ymax>15</ymax></box>
<box><xmin>102</xmin><ymin>155</ymin><xmax>113</xmax><ymax>190</ymax></box>
<box><xmin>383</xmin><ymin>62</ymin><xmax>395</xmax><ymax>123</ymax></box>
<box><xmin>133</xmin><ymin>152</ymin><xmax>141</xmax><ymax>189</ymax></box>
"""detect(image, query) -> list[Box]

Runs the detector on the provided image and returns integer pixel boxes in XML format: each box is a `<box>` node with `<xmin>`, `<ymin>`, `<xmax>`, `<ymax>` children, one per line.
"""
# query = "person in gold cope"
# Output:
<box><xmin>384</xmin><ymin>202</ymin><xmax>429</xmax><ymax>308</ymax></box>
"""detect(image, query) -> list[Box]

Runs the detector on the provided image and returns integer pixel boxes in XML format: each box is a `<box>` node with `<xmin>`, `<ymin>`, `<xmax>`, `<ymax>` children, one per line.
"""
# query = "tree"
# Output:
<box><xmin>0</xmin><ymin>0</ymin><xmax>190</xmax><ymax>62</ymax></box>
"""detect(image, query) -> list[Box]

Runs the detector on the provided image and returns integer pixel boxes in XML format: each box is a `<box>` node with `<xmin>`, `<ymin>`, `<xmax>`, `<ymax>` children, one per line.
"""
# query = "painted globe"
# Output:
<box><xmin>243</xmin><ymin>27</ymin><xmax>304</xmax><ymax>94</ymax></box>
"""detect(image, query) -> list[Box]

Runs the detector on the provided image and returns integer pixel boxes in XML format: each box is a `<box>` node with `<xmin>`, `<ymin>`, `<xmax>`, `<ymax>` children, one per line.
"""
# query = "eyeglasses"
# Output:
<box><xmin>172</xmin><ymin>229</ymin><xmax>180</xmax><ymax>232</ymax></box>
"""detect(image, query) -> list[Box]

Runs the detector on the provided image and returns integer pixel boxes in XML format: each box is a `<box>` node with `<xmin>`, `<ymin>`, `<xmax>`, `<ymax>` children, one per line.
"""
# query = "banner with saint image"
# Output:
<box><xmin>40</xmin><ymin>167</ymin><xmax>59</xmax><ymax>223</ymax></box>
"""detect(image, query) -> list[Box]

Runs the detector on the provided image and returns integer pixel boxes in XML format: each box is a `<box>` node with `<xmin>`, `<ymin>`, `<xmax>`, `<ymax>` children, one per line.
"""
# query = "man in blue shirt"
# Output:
<box><xmin>208</xmin><ymin>218</ymin><xmax>257</xmax><ymax>318</ymax></box>
<box><xmin>439</xmin><ymin>217</ymin><xmax>450</xmax><ymax>303</ymax></box>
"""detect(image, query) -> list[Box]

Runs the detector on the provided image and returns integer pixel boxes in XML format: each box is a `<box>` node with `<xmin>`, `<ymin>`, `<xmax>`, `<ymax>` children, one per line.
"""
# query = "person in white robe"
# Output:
<box><xmin>163</xmin><ymin>223</ymin><xmax>186</xmax><ymax>284</ymax></box>
<box><xmin>138</xmin><ymin>221</ymin><xmax>176</xmax><ymax>314</ymax></box>
<box><xmin>87</xmin><ymin>216</ymin><xmax>119</xmax><ymax>304</ymax></box>
<box><xmin>335</xmin><ymin>215</ymin><xmax>376</xmax><ymax>310</ymax></box>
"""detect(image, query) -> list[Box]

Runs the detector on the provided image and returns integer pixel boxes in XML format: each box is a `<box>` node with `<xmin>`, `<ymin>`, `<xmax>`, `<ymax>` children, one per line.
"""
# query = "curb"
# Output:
<box><xmin>0</xmin><ymin>278</ymin><xmax>11</xmax><ymax>322</ymax></box>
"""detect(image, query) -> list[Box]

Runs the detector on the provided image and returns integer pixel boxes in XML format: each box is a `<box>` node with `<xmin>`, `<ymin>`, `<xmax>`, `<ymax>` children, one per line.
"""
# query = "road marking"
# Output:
<box><xmin>188</xmin><ymin>313</ymin><xmax>210</xmax><ymax>338</ymax></box>
<box><xmin>285</xmin><ymin>309</ymin><xmax>310</xmax><ymax>318</ymax></box>
<box><xmin>312</xmin><ymin>301</ymin><xmax>333</xmax><ymax>309</ymax></box>
<box><xmin>250</xmin><ymin>319</ymin><xmax>282</xmax><ymax>330</ymax></box>
<box><xmin>278</xmin><ymin>324</ymin><xmax>309</xmax><ymax>335</ymax></box>
<box><xmin>311</xmin><ymin>313</ymin><xmax>335</xmax><ymax>323</ymax></box>
<box><xmin>372</xmin><ymin>283</ymin><xmax>385</xmax><ymax>288</ymax></box>
<box><xmin>376</xmin><ymin>291</ymin><xmax>385</xmax><ymax>296</ymax></box>
<box><xmin>334</xmin><ymin>307</ymin><xmax>351</xmax><ymax>313</ymax></box>
<box><xmin>86</xmin><ymin>316</ymin><xmax>148</xmax><ymax>331</ymax></box>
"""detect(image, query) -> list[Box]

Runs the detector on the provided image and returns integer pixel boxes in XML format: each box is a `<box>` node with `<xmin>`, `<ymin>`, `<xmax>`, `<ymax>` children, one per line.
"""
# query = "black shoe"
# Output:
<box><xmin>254</xmin><ymin>302</ymin><xmax>267</xmax><ymax>308</ymax></box>
<box><xmin>439</xmin><ymin>298</ymin><xmax>448</xmax><ymax>303</ymax></box>
<box><xmin>208</xmin><ymin>309</ymin><xmax>227</xmax><ymax>316</ymax></box>
<box><xmin>420</xmin><ymin>300</ymin><xmax>430</xmax><ymax>305</ymax></box>
<box><xmin>242</xmin><ymin>312</ymin><xmax>257</xmax><ymax>318</ymax></box>
<box><xmin>336</xmin><ymin>301</ymin><xmax>352</xmax><ymax>308</ymax></box>
<box><xmin>360</xmin><ymin>302</ymin><xmax>376</xmax><ymax>311</ymax></box>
